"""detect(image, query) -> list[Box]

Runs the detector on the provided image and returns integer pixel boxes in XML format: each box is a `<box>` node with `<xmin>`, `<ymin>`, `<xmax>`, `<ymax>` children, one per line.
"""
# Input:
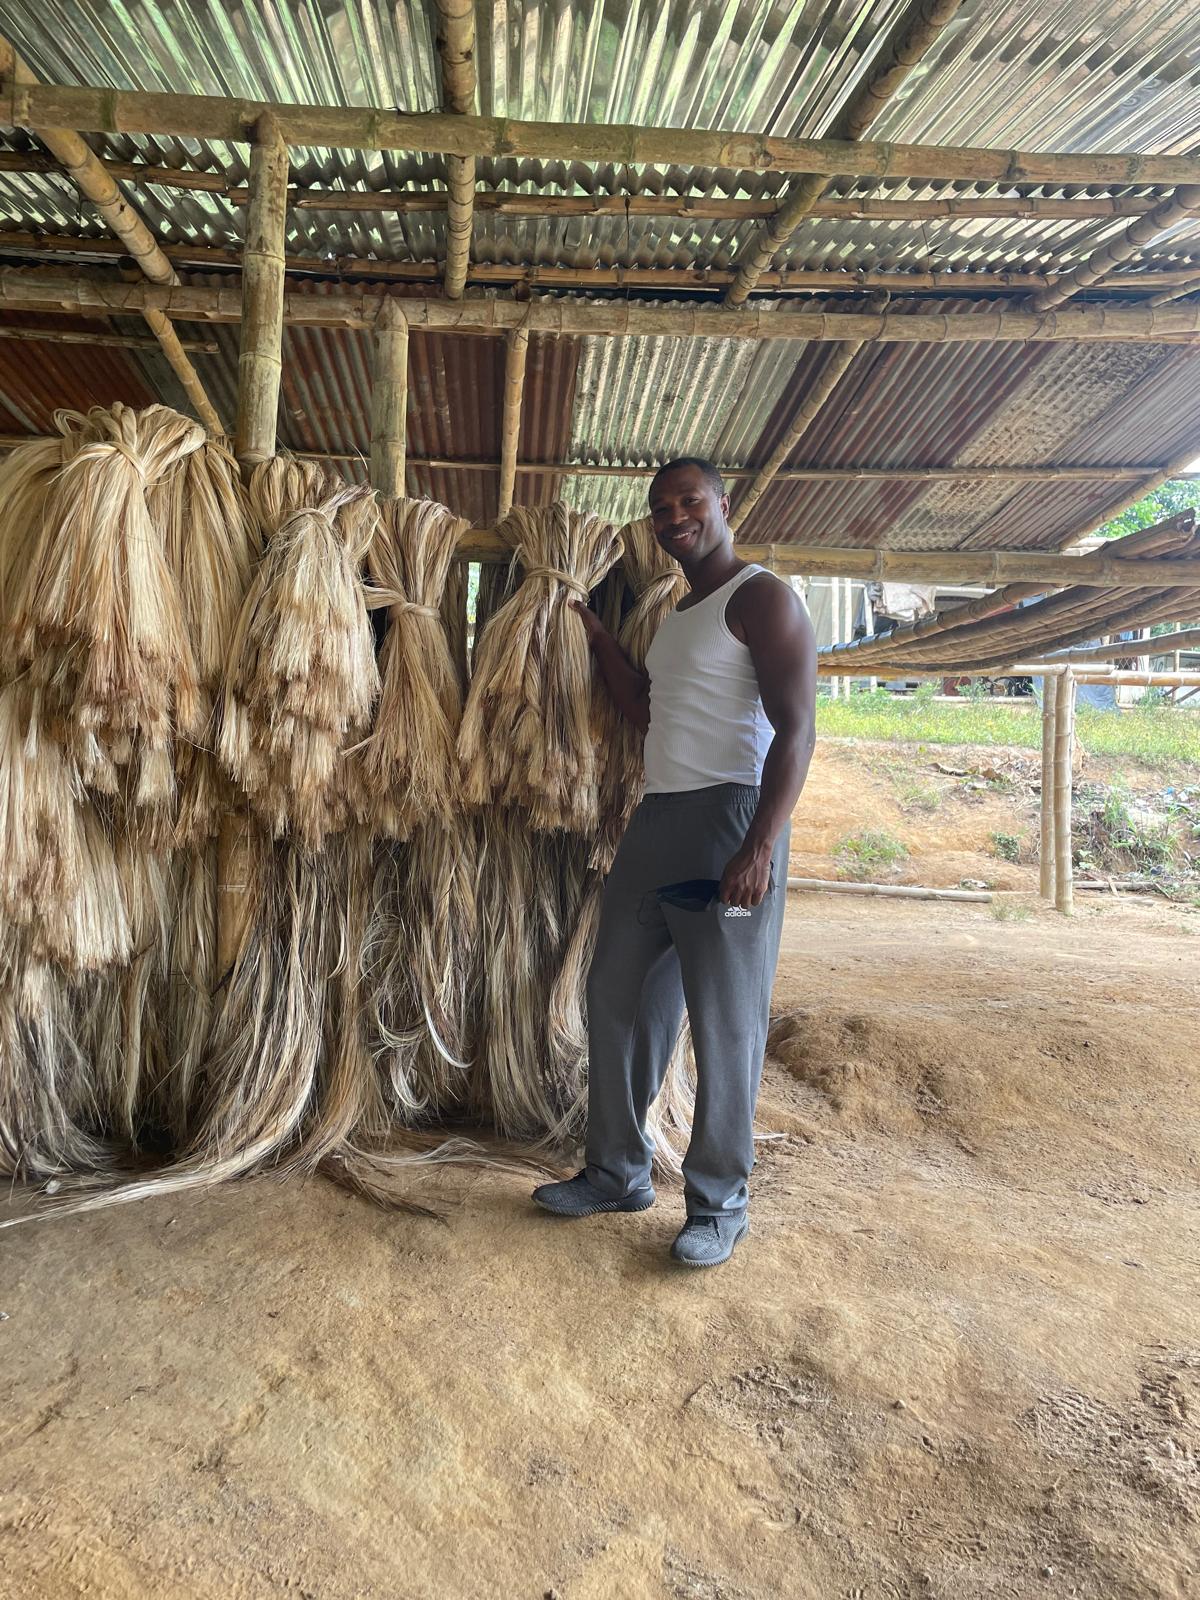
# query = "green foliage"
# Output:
<box><xmin>834</xmin><ymin>829</ymin><xmax>909</xmax><ymax>880</ymax></box>
<box><xmin>990</xmin><ymin>831</ymin><xmax>1022</xmax><ymax>862</ymax></box>
<box><xmin>817</xmin><ymin>693</ymin><xmax>1200</xmax><ymax>772</ymax></box>
<box><xmin>1075</xmin><ymin>782</ymin><xmax>1185</xmax><ymax>874</ymax></box>
<box><xmin>1095</xmin><ymin>479</ymin><xmax>1200</xmax><ymax>541</ymax></box>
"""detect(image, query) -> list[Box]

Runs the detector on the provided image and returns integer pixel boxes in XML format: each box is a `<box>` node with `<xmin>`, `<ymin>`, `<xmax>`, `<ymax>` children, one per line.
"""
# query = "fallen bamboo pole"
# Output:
<box><xmin>1052</xmin><ymin>670</ymin><xmax>1076</xmax><ymax>915</ymax></box>
<box><xmin>12</xmin><ymin>79</ymin><xmax>1200</xmax><ymax>188</ymax></box>
<box><xmin>1040</xmin><ymin>681</ymin><xmax>1056</xmax><ymax>901</ymax></box>
<box><xmin>434</xmin><ymin>0</ymin><xmax>475</xmax><ymax>300</ymax></box>
<box><xmin>0</xmin><ymin>150</ymin><xmax>1196</xmax><ymax>224</ymax></box>
<box><xmin>727</xmin><ymin>0</ymin><xmax>964</xmax><ymax>305</ymax></box>
<box><xmin>17</xmin><ymin>270</ymin><xmax>1200</xmax><ymax>343</ymax></box>
<box><xmin>1030</xmin><ymin>185</ymin><xmax>1200</xmax><ymax>311</ymax></box>
<box><xmin>0</xmin><ymin>41</ymin><xmax>223</xmax><ymax>433</ymax></box>
<box><xmin>787</xmin><ymin>877</ymin><xmax>991</xmax><ymax>902</ymax></box>
<box><xmin>497</xmin><ymin>326</ymin><xmax>529</xmax><ymax>519</ymax></box>
<box><xmin>234</xmin><ymin>113</ymin><xmax>289</xmax><ymax>468</ymax></box>
<box><xmin>369</xmin><ymin>299</ymin><xmax>409</xmax><ymax>499</ymax></box>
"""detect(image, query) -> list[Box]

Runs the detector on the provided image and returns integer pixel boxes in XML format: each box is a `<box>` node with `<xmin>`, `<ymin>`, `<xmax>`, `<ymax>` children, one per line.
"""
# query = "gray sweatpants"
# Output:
<box><xmin>584</xmin><ymin>783</ymin><xmax>789</xmax><ymax>1216</ymax></box>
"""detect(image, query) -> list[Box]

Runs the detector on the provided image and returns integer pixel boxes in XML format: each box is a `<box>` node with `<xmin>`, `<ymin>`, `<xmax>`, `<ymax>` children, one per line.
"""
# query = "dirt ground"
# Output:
<box><xmin>3</xmin><ymin>748</ymin><xmax>1199</xmax><ymax>1599</ymax></box>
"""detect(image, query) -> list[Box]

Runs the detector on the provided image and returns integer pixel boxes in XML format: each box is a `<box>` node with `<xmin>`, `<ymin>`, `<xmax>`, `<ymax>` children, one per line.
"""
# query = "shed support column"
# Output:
<box><xmin>1052</xmin><ymin>670</ymin><xmax>1076</xmax><ymax>914</ymax></box>
<box><xmin>370</xmin><ymin>299</ymin><xmax>409</xmax><ymax>499</ymax></box>
<box><xmin>219</xmin><ymin>113</ymin><xmax>290</xmax><ymax>980</ymax></box>
<box><xmin>434</xmin><ymin>0</ymin><xmax>477</xmax><ymax>300</ymax></box>
<box><xmin>1039</xmin><ymin>680</ymin><xmax>1057</xmax><ymax>900</ymax></box>
<box><xmin>497</xmin><ymin>326</ymin><xmax>529</xmax><ymax>519</ymax></box>
<box><xmin>235</xmin><ymin>113</ymin><xmax>289</xmax><ymax>468</ymax></box>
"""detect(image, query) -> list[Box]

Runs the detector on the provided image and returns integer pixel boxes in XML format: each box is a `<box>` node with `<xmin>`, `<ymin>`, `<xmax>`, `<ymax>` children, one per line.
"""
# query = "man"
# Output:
<box><xmin>533</xmin><ymin>458</ymin><xmax>817</xmax><ymax>1267</ymax></box>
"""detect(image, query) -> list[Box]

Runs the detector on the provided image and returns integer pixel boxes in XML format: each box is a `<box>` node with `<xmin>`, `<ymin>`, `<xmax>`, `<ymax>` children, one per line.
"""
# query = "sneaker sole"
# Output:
<box><xmin>670</xmin><ymin>1219</ymin><xmax>750</xmax><ymax>1268</ymax></box>
<box><xmin>533</xmin><ymin>1190</ymin><xmax>656</xmax><ymax>1218</ymax></box>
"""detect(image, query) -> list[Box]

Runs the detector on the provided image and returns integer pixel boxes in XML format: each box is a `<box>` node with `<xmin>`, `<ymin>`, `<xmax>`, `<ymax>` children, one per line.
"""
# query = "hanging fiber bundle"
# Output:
<box><xmin>2</xmin><ymin>405</ymin><xmax>204</xmax><ymax>813</ymax></box>
<box><xmin>459</xmin><ymin>503</ymin><xmax>623</xmax><ymax>833</ymax></box>
<box><xmin>361</xmin><ymin>496</ymin><xmax>470</xmax><ymax>839</ymax></box>
<box><xmin>219</xmin><ymin>457</ymin><xmax>380</xmax><ymax>850</ymax></box>
<box><xmin>593</xmin><ymin>516</ymin><xmax>687</xmax><ymax>869</ymax></box>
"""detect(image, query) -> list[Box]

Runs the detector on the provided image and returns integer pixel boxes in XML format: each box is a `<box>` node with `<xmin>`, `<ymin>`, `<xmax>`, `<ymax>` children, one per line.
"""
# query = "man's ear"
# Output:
<box><xmin>720</xmin><ymin>492</ymin><xmax>730</xmax><ymax>518</ymax></box>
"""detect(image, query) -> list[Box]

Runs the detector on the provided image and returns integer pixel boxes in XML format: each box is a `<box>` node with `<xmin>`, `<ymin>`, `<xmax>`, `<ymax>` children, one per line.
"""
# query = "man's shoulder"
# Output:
<box><xmin>729</xmin><ymin>569</ymin><xmax>806</xmax><ymax>628</ymax></box>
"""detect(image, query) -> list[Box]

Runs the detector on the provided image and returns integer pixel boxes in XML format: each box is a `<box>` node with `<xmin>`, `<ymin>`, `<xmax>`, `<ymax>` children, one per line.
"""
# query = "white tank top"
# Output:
<box><xmin>642</xmin><ymin>565</ymin><xmax>777</xmax><ymax>794</ymax></box>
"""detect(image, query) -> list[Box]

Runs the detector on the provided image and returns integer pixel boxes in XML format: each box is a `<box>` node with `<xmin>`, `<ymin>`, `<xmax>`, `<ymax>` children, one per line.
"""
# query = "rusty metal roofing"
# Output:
<box><xmin>0</xmin><ymin>4</ymin><xmax>1199</xmax><ymax>552</ymax></box>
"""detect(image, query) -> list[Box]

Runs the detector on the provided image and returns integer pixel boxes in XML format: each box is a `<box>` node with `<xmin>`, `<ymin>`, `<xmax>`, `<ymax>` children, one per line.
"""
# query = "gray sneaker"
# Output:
<box><xmin>532</xmin><ymin>1170</ymin><xmax>656</xmax><ymax>1218</ymax></box>
<box><xmin>670</xmin><ymin>1212</ymin><xmax>749</xmax><ymax>1268</ymax></box>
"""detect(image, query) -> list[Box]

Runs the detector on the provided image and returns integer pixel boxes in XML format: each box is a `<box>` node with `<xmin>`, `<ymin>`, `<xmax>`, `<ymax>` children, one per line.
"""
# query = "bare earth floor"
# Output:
<box><xmin>2</xmin><ymin>881</ymin><xmax>1198</xmax><ymax>1600</ymax></box>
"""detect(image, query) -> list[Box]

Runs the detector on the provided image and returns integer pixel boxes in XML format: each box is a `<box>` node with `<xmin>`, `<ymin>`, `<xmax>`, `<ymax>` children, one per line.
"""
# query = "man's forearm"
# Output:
<box><xmin>742</xmin><ymin>721</ymin><xmax>815</xmax><ymax>856</ymax></box>
<box><xmin>590</xmin><ymin>630</ymin><xmax>651</xmax><ymax>732</ymax></box>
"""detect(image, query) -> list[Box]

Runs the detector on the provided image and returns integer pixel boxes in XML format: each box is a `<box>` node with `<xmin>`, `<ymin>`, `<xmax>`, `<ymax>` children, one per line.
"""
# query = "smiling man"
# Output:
<box><xmin>533</xmin><ymin>458</ymin><xmax>817</xmax><ymax>1267</ymax></box>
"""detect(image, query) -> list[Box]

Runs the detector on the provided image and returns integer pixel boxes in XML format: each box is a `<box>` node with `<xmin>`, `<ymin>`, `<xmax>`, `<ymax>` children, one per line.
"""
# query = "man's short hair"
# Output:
<box><xmin>649</xmin><ymin>456</ymin><xmax>726</xmax><ymax>500</ymax></box>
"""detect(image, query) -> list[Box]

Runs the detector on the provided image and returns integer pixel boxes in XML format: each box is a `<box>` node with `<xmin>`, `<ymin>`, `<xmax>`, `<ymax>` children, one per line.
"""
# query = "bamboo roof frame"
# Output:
<box><xmin>433</xmin><ymin>0</ymin><xmax>475</xmax><ymax>301</ymax></box>
<box><xmin>12</xmin><ymin>79</ymin><xmax>1200</xmax><ymax>189</ymax></box>
<box><xmin>12</xmin><ymin>271</ymin><xmax>1200</xmax><ymax>343</ymax></box>
<box><xmin>0</xmin><ymin>43</ymin><xmax>223</xmax><ymax>433</ymax></box>
<box><xmin>2</xmin><ymin>152</ymin><xmax>1194</xmax><ymax>224</ymax></box>
<box><xmin>12</xmin><ymin>232</ymin><xmax>1200</xmax><ymax>297</ymax></box>
<box><xmin>726</xmin><ymin>0</ymin><xmax>965</xmax><ymax>306</ymax></box>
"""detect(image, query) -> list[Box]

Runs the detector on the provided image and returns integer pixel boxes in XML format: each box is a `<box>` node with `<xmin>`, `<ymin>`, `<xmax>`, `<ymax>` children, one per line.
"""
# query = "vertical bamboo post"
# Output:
<box><xmin>219</xmin><ymin>113</ymin><xmax>290</xmax><ymax>979</ymax></box>
<box><xmin>1053</xmin><ymin>669</ymin><xmax>1076</xmax><ymax>915</ymax></box>
<box><xmin>1039</xmin><ymin>678</ymin><xmax>1057</xmax><ymax>899</ymax></box>
<box><xmin>843</xmin><ymin>577</ymin><xmax>855</xmax><ymax>694</ymax></box>
<box><xmin>235</xmin><ymin>112</ymin><xmax>289</xmax><ymax>468</ymax></box>
<box><xmin>370</xmin><ymin>299</ymin><xmax>409</xmax><ymax>499</ymax></box>
<box><xmin>434</xmin><ymin>0</ymin><xmax>477</xmax><ymax>300</ymax></box>
<box><xmin>497</xmin><ymin>326</ymin><xmax>529</xmax><ymax>519</ymax></box>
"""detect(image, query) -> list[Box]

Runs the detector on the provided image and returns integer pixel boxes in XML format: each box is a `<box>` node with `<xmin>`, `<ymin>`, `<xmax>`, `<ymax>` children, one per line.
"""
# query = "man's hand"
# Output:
<box><xmin>719</xmin><ymin>838</ymin><xmax>774</xmax><ymax>909</ymax></box>
<box><xmin>570</xmin><ymin>598</ymin><xmax>607</xmax><ymax>645</ymax></box>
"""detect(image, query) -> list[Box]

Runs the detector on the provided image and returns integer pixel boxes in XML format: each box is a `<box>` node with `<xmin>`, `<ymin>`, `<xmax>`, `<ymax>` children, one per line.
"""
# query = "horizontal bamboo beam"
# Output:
<box><xmin>0</xmin><ymin>152</ymin><xmax>1192</xmax><ymax>223</ymax></box>
<box><xmin>0</xmin><ymin>324</ymin><xmax>217</xmax><ymax>352</ymax></box>
<box><xmin>1030</xmin><ymin>185</ymin><xmax>1200</xmax><ymax>312</ymax></box>
<box><xmin>1009</xmin><ymin>664</ymin><xmax>1200</xmax><ymax>687</ymax></box>
<box><xmin>0</xmin><ymin>436</ymin><xmax>1188</xmax><ymax>484</ymax></box>
<box><xmin>11</xmin><ymin>80</ymin><xmax>1200</xmax><ymax>188</ymax></box>
<box><xmin>454</xmin><ymin>531</ymin><xmax>1200</xmax><ymax>586</ymax></box>
<box><xmin>13</xmin><ymin>231</ymin><xmax>1200</xmax><ymax>296</ymax></box>
<box><xmin>14</xmin><ymin>272</ymin><xmax>1200</xmax><ymax>342</ymax></box>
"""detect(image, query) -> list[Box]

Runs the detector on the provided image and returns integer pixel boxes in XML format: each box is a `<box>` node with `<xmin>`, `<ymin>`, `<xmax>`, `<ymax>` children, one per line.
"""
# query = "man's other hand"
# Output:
<box><xmin>718</xmin><ymin>840</ymin><xmax>773</xmax><ymax>908</ymax></box>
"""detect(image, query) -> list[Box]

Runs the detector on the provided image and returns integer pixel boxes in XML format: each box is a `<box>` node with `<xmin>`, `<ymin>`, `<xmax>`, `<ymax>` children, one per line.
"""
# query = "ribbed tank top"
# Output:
<box><xmin>642</xmin><ymin>564</ymin><xmax>777</xmax><ymax>794</ymax></box>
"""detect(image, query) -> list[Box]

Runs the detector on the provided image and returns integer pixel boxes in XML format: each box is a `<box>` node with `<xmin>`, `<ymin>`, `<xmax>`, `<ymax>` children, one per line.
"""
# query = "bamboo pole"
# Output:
<box><xmin>0</xmin><ymin>436</ymin><xmax>1188</xmax><ymax>483</ymax></box>
<box><xmin>234</xmin><ymin>113</ymin><xmax>289</xmax><ymax>468</ymax></box>
<box><xmin>1146</xmin><ymin>268</ymin><xmax>1200</xmax><ymax>308</ymax></box>
<box><xmin>369</xmin><ymin>299</ymin><xmax>409</xmax><ymax>499</ymax></box>
<box><xmin>1039</xmin><ymin>682</ymin><xmax>1056</xmax><ymax>900</ymax></box>
<box><xmin>787</xmin><ymin>877</ymin><xmax>991</xmax><ymax>902</ymax></box>
<box><xmin>1009</xmin><ymin>665</ymin><xmax>1200</xmax><ymax>687</ymax></box>
<box><xmin>19</xmin><ymin>78</ymin><xmax>1200</xmax><ymax>187</ymax></box>
<box><xmin>730</xmin><ymin>340</ymin><xmax>864</xmax><ymax>529</ymax></box>
<box><xmin>0</xmin><ymin>324</ymin><xmax>217</xmax><ymax>352</ymax></box>
<box><xmin>1</xmin><ymin>152</ymin><xmax>1195</xmax><ymax>224</ymax></box>
<box><xmin>726</xmin><ymin>0</ymin><xmax>964</xmax><ymax>305</ymax></box>
<box><xmin>1050</xmin><ymin>440</ymin><xmax>1200</xmax><ymax>554</ymax></box>
<box><xmin>1052</xmin><ymin>670</ymin><xmax>1075</xmax><ymax>915</ymax></box>
<box><xmin>13</xmin><ymin>228</ymin><xmax>1200</xmax><ymax>297</ymax></box>
<box><xmin>1039</xmin><ymin>625</ymin><xmax>1200</xmax><ymax>663</ymax></box>
<box><xmin>434</xmin><ymin>0</ymin><xmax>476</xmax><ymax>300</ymax></box>
<box><xmin>497</xmin><ymin>326</ymin><xmax>529</xmax><ymax>519</ymax></box>
<box><xmin>19</xmin><ymin>271</ymin><xmax>1200</xmax><ymax>343</ymax></box>
<box><xmin>1030</xmin><ymin>186</ymin><xmax>1200</xmax><ymax>311</ymax></box>
<box><xmin>221</xmin><ymin>113</ymin><xmax>290</xmax><ymax>979</ymax></box>
<box><xmin>0</xmin><ymin>41</ymin><xmax>223</xmax><ymax>433</ymax></box>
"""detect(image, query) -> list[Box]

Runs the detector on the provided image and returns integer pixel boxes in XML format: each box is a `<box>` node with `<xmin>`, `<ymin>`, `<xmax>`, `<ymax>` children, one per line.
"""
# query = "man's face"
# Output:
<box><xmin>649</xmin><ymin>466</ymin><xmax>731</xmax><ymax>564</ymax></box>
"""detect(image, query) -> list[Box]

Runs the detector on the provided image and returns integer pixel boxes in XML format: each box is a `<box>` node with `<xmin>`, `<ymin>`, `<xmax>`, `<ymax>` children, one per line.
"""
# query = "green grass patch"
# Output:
<box><xmin>834</xmin><ymin>828</ymin><xmax>909</xmax><ymax>880</ymax></box>
<box><xmin>989</xmin><ymin>899</ymin><xmax>1032</xmax><ymax>923</ymax></box>
<box><xmin>989</xmin><ymin>831</ymin><xmax>1023</xmax><ymax>863</ymax></box>
<box><xmin>818</xmin><ymin>689</ymin><xmax>1200</xmax><ymax>772</ymax></box>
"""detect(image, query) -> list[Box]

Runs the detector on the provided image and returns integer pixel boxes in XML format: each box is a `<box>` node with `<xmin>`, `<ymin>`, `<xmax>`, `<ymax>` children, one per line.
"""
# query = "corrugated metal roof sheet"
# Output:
<box><xmin>0</xmin><ymin>2</ymin><xmax>1199</xmax><ymax>552</ymax></box>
